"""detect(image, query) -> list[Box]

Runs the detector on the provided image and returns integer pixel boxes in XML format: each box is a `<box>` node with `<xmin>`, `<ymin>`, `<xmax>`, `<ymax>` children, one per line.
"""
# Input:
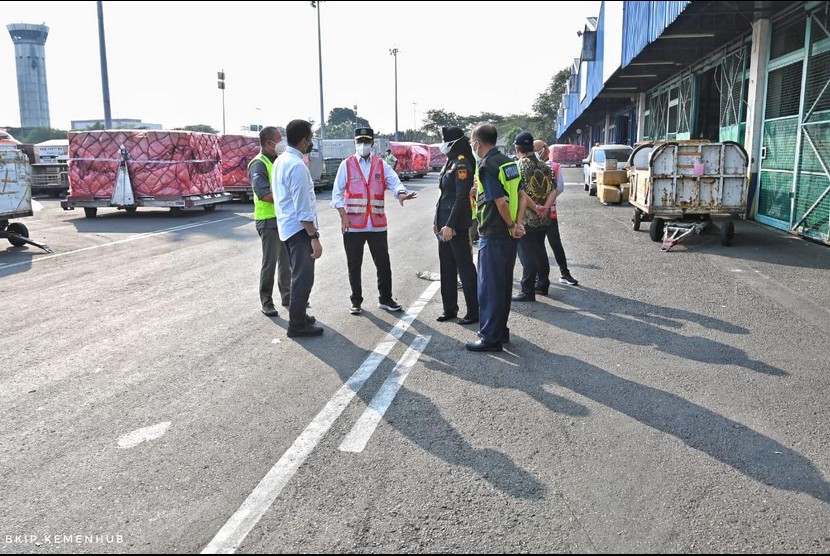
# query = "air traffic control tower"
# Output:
<box><xmin>7</xmin><ymin>23</ymin><xmax>51</xmax><ymax>128</ymax></box>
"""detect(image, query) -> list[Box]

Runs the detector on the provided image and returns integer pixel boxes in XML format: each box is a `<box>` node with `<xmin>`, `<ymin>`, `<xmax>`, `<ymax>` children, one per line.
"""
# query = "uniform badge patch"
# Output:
<box><xmin>457</xmin><ymin>166</ymin><xmax>468</xmax><ymax>180</ymax></box>
<box><xmin>502</xmin><ymin>163</ymin><xmax>520</xmax><ymax>181</ymax></box>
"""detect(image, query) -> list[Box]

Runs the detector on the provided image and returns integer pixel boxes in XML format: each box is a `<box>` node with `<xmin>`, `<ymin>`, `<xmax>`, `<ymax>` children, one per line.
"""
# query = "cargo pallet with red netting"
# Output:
<box><xmin>61</xmin><ymin>130</ymin><xmax>232</xmax><ymax>218</ymax></box>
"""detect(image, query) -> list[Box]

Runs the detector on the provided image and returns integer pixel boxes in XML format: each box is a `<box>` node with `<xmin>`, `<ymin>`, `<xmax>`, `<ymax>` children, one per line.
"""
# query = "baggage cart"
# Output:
<box><xmin>627</xmin><ymin>141</ymin><xmax>748</xmax><ymax>251</ymax></box>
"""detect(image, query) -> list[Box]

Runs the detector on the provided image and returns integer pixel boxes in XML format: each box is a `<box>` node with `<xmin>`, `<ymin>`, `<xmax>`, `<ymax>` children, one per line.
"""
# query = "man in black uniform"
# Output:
<box><xmin>434</xmin><ymin>126</ymin><xmax>478</xmax><ymax>324</ymax></box>
<box><xmin>466</xmin><ymin>124</ymin><xmax>526</xmax><ymax>352</ymax></box>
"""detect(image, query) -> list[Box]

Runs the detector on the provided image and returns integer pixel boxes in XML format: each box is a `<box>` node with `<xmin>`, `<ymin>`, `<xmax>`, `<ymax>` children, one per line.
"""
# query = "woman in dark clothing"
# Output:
<box><xmin>434</xmin><ymin>126</ymin><xmax>479</xmax><ymax>324</ymax></box>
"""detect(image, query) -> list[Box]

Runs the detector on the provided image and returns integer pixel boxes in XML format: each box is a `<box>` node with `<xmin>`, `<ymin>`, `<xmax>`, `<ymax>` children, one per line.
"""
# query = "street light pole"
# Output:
<box><xmin>390</xmin><ymin>47</ymin><xmax>399</xmax><ymax>141</ymax></box>
<box><xmin>96</xmin><ymin>0</ymin><xmax>112</xmax><ymax>129</ymax></box>
<box><xmin>412</xmin><ymin>102</ymin><xmax>417</xmax><ymax>134</ymax></box>
<box><xmin>312</xmin><ymin>1</ymin><xmax>325</xmax><ymax>158</ymax></box>
<box><xmin>217</xmin><ymin>70</ymin><xmax>226</xmax><ymax>134</ymax></box>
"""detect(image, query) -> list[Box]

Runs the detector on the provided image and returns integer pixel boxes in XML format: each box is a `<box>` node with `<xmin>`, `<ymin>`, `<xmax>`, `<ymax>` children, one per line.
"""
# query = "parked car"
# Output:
<box><xmin>582</xmin><ymin>144</ymin><xmax>633</xmax><ymax>196</ymax></box>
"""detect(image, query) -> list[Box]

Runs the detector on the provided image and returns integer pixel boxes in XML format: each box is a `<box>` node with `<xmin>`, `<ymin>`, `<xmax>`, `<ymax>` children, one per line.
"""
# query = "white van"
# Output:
<box><xmin>582</xmin><ymin>144</ymin><xmax>633</xmax><ymax>196</ymax></box>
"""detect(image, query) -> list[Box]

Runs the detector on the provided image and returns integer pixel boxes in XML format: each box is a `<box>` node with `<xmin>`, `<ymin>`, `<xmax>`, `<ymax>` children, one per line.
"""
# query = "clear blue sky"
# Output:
<box><xmin>1</xmin><ymin>1</ymin><xmax>601</xmax><ymax>133</ymax></box>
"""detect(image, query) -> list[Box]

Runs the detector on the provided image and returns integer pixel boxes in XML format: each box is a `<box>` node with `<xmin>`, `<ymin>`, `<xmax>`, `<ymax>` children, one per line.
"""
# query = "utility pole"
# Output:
<box><xmin>312</xmin><ymin>1</ymin><xmax>325</xmax><ymax>159</ymax></box>
<box><xmin>217</xmin><ymin>70</ymin><xmax>226</xmax><ymax>134</ymax></box>
<box><xmin>97</xmin><ymin>1</ymin><xmax>112</xmax><ymax>129</ymax></box>
<box><xmin>390</xmin><ymin>47</ymin><xmax>399</xmax><ymax>141</ymax></box>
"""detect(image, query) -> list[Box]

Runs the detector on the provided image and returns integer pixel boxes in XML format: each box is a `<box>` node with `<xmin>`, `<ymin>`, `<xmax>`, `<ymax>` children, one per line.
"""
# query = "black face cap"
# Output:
<box><xmin>354</xmin><ymin>127</ymin><xmax>374</xmax><ymax>140</ymax></box>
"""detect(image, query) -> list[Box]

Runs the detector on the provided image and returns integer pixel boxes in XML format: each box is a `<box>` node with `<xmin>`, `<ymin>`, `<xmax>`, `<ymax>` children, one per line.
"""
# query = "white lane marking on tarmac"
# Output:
<box><xmin>0</xmin><ymin>216</ymin><xmax>242</xmax><ymax>271</ymax></box>
<box><xmin>117</xmin><ymin>422</ymin><xmax>171</xmax><ymax>449</ymax></box>
<box><xmin>339</xmin><ymin>335</ymin><xmax>432</xmax><ymax>454</ymax></box>
<box><xmin>202</xmin><ymin>281</ymin><xmax>440</xmax><ymax>555</ymax></box>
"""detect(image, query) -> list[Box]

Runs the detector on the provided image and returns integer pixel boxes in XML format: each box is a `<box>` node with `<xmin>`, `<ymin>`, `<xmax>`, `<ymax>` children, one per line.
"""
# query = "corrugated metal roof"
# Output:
<box><xmin>622</xmin><ymin>1</ymin><xmax>692</xmax><ymax>67</ymax></box>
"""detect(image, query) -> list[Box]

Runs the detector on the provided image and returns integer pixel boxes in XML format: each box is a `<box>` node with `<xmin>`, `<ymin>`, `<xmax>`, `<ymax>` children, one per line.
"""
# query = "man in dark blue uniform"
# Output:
<box><xmin>466</xmin><ymin>124</ymin><xmax>526</xmax><ymax>352</ymax></box>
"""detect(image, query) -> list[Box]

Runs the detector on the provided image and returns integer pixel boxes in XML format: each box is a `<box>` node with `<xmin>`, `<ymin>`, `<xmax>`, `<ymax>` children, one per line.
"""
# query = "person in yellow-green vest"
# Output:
<box><xmin>248</xmin><ymin>126</ymin><xmax>291</xmax><ymax>317</ymax></box>
<box><xmin>466</xmin><ymin>124</ymin><xmax>527</xmax><ymax>352</ymax></box>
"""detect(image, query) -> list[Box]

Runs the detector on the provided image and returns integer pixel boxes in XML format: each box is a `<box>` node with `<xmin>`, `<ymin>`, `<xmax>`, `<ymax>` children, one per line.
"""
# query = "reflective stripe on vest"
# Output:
<box><xmin>344</xmin><ymin>155</ymin><xmax>387</xmax><ymax>229</ymax></box>
<box><xmin>248</xmin><ymin>153</ymin><xmax>275</xmax><ymax>221</ymax></box>
<box><xmin>474</xmin><ymin>160</ymin><xmax>521</xmax><ymax>224</ymax></box>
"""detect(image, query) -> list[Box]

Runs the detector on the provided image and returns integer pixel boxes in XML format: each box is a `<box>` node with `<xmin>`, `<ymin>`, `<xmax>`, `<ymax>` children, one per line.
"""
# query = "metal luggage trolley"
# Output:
<box><xmin>0</xmin><ymin>148</ymin><xmax>52</xmax><ymax>253</ymax></box>
<box><xmin>627</xmin><ymin>141</ymin><xmax>749</xmax><ymax>251</ymax></box>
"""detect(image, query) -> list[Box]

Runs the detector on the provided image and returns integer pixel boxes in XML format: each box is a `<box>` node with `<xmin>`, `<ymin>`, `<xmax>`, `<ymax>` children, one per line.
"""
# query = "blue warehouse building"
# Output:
<box><xmin>555</xmin><ymin>1</ymin><xmax>830</xmax><ymax>245</ymax></box>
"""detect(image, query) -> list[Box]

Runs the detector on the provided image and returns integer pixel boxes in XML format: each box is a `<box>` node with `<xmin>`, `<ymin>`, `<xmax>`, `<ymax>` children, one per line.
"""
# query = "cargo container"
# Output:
<box><xmin>34</xmin><ymin>139</ymin><xmax>69</xmax><ymax>163</ymax></box>
<box><xmin>627</xmin><ymin>140</ymin><xmax>748</xmax><ymax>250</ymax></box>
<box><xmin>320</xmin><ymin>138</ymin><xmax>391</xmax><ymax>161</ymax></box>
<box><xmin>0</xmin><ymin>147</ymin><xmax>52</xmax><ymax>252</ymax></box>
<box><xmin>428</xmin><ymin>144</ymin><xmax>446</xmax><ymax>172</ymax></box>
<box><xmin>549</xmin><ymin>143</ymin><xmax>586</xmax><ymax>167</ymax></box>
<box><xmin>389</xmin><ymin>142</ymin><xmax>430</xmax><ymax>180</ymax></box>
<box><xmin>219</xmin><ymin>134</ymin><xmax>259</xmax><ymax>200</ymax></box>
<box><xmin>61</xmin><ymin>130</ymin><xmax>230</xmax><ymax>217</ymax></box>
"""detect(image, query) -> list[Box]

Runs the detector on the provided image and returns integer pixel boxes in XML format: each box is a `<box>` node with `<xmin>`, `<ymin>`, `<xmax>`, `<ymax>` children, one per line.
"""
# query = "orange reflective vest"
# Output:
<box><xmin>344</xmin><ymin>155</ymin><xmax>388</xmax><ymax>229</ymax></box>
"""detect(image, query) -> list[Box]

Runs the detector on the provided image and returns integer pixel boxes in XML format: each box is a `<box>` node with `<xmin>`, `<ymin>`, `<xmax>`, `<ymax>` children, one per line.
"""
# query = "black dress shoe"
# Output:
<box><xmin>466</xmin><ymin>339</ymin><xmax>502</xmax><ymax>352</ymax></box>
<box><xmin>436</xmin><ymin>312</ymin><xmax>458</xmax><ymax>322</ymax></box>
<box><xmin>261</xmin><ymin>305</ymin><xmax>279</xmax><ymax>317</ymax></box>
<box><xmin>287</xmin><ymin>324</ymin><xmax>324</xmax><ymax>338</ymax></box>
<box><xmin>305</xmin><ymin>315</ymin><xmax>316</xmax><ymax>325</ymax></box>
<box><xmin>511</xmin><ymin>292</ymin><xmax>536</xmax><ymax>302</ymax></box>
<box><xmin>457</xmin><ymin>315</ymin><xmax>479</xmax><ymax>325</ymax></box>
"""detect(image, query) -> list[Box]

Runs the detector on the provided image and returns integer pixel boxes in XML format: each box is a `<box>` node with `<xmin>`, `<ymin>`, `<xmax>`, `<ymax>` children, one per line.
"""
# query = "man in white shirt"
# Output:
<box><xmin>331</xmin><ymin>127</ymin><xmax>416</xmax><ymax>315</ymax></box>
<box><xmin>272</xmin><ymin>119</ymin><xmax>323</xmax><ymax>337</ymax></box>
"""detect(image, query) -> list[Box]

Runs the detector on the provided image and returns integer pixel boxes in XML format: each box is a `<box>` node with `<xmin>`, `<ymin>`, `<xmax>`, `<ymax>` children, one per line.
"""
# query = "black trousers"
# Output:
<box><xmin>257</xmin><ymin>226</ymin><xmax>291</xmax><ymax>307</ymax></box>
<box><xmin>284</xmin><ymin>231</ymin><xmax>316</xmax><ymax>329</ymax></box>
<box><xmin>438</xmin><ymin>230</ymin><xmax>478</xmax><ymax>318</ymax></box>
<box><xmin>536</xmin><ymin>218</ymin><xmax>570</xmax><ymax>289</ymax></box>
<box><xmin>343</xmin><ymin>231</ymin><xmax>393</xmax><ymax>305</ymax></box>
<box><xmin>517</xmin><ymin>227</ymin><xmax>548</xmax><ymax>295</ymax></box>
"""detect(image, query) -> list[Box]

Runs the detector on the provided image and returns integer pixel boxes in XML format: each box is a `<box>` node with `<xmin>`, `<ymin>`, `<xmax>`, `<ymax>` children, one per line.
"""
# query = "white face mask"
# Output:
<box><xmin>534</xmin><ymin>149</ymin><xmax>544</xmax><ymax>161</ymax></box>
<box><xmin>439</xmin><ymin>139</ymin><xmax>458</xmax><ymax>155</ymax></box>
<box><xmin>275</xmin><ymin>139</ymin><xmax>287</xmax><ymax>154</ymax></box>
<box><xmin>470</xmin><ymin>141</ymin><xmax>481</xmax><ymax>162</ymax></box>
<box><xmin>355</xmin><ymin>143</ymin><xmax>371</xmax><ymax>158</ymax></box>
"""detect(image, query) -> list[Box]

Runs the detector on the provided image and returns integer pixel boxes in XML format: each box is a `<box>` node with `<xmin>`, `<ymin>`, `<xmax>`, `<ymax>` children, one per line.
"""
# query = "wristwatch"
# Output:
<box><xmin>309</xmin><ymin>231</ymin><xmax>320</xmax><ymax>239</ymax></box>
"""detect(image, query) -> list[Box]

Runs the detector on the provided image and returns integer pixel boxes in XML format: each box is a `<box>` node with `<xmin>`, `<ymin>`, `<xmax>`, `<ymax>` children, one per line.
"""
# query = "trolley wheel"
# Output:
<box><xmin>589</xmin><ymin>184</ymin><xmax>597</xmax><ymax>196</ymax></box>
<box><xmin>84</xmin><ymin>207</ymin><xmax>98</xmax><ymax>219</ymax></box>
<box><xmin>7</xmin><ymin>222</ymin><xmax>29</xmax><ymax>247</ymax></box>
<box><xmin>124</xmin><ymin>207</ymin><xmax>137</xmax><ymax>214</ymax></box>
<box><xmin>632</xmin><ymin>209</ymin><xmax>643</xmax><ymax>231</ymax></box>
<box><xmin>649</xmin><ymin>217</ymin><xmax>665</xmax><ymax>243</ymax></box>
<box><xmin>721</xmin><ymin>220</ymin><xmax>735</xmax><ymax>246</ymax></box>
<box><xmin>204</xmin><ymin>204</ymin><xmax>217</xmax><ymax>212</ymax></box>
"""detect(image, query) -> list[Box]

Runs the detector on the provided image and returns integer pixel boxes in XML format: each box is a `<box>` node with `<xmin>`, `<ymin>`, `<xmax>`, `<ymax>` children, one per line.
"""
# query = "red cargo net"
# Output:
<box><xmin>219</xmin><ymin>135</ymin><xmax>260</xmax><ymax>187</ymax></box>
<box><xmin>68</xmin><ymin>130</ymin><xmax>223</xmax><ymax>199</ymax></box>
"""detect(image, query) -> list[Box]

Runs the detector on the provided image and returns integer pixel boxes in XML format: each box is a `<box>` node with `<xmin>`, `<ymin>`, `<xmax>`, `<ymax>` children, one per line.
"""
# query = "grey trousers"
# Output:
<box><xmin>258</xmin><ymin>226</ymin><xmax>291</xmax><ymax>308</ymax></box>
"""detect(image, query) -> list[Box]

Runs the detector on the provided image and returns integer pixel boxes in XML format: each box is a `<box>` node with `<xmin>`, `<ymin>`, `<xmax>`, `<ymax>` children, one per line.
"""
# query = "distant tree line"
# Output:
<box><xmin>315</xmin><ymin>67</ymin><xmax>569</xmax><ymax>145</ymax></box>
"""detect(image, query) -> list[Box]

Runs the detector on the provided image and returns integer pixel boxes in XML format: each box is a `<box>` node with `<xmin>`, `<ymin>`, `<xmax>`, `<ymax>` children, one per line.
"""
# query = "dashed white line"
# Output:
<box><xmin>117</xmin><ymin>422</ymin><xmax>171</xmax><ymax>449</ymax></box>
<box><xmin>201</xmin><ymin>281</ymin><xmax>440</xmax><ymax>554</ymax></box>
<box><xmin>339</xmin><ymin>334</ymin><xmax>432</xmax><ymax>454</ymax></box>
